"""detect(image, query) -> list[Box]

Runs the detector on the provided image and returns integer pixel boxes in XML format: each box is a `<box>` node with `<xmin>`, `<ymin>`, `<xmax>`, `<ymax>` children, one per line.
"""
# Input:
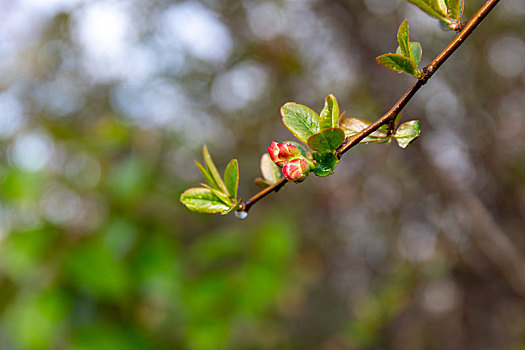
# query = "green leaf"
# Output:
<box><xmin>436</xmin><ymin>0</ymin><xmax>448</xmax><ymax>16</ymax></box>
<box><xmin>195</xmin><ymin>161</ymin><xmax>218</xmax><ymax>190</ymax></box>
<box><xmin>312</xmin><ymin>152</ymin><xmax>339</xmax><ymax>177</ymax></box>
<box><xmin>224</xmin><ymin>159</ymin><xmax>239</xmax><ymax>201</ymax></box>
<box><xmin>180</xmin><ymin>187</ymin><xmax>231</xmax><ymax>214</ymax></box>
<box><xmin>410</xmin><ymin>42</ymin><xmax>422</xmax><ymax>66</ymax></box>
<box><xmin>340</xmin><ymin>117</ymin><xmax>390</xmax><ymax>143</ymax></box>
<box><xmin>307</xmin><ymin>128</ymin><xmax>345</xmax><ymax>152</ymax></box>
<box><xmin>393</xmin><ymin>120</ymin><xmax>420</xmax><ymax>148</ymax></box>
<box><xmin>202</xmin><ymin>145</ymin><xmax>228</xmax><ymax>195</ymax></box>
<box><xmin>446</xmin><ymin>0</ymin><xmax>464</xmax><ymax>20</ymax></box>
<box><xmin>319</xmin><ymin>94</ymin><xmax>340</xmax><ymax>130</ymax></box>
<box><xmin>259</xmin><ymin>153</ymin><xmax>281</xmax><ymax>184</ymax></box>
<box><xmin>397</xmin><ymin>20</ymin><xmax>411</xmax><ymax>60</ymax></box>
<box><xmin>281</xmin><ymin>102</ymin><xmax>320</xmax><ymax>143</ymax></box>
<box><xmin>201</xmin><ymin>184</ymin><xmax>233</xmax><ymax>207</ymax></box>
<box><xmin>405</xmin><ymin>0</ymin><xmax>450</xmax><ymax>23</ymax></box>
<box><xmin>376</xmin><ymin>54</ymin><xmax>420</xmax><ymax>78</ymax></box>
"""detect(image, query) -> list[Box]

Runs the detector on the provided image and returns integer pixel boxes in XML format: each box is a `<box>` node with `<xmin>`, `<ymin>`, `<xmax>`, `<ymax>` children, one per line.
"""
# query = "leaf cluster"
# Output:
<box><xmin>377</xmin><ymin>20</ymin><xmax>424</xmax><ymax>78</ymax></box>
<box><xmin>180</xmin><ymin>146</ymin><xmax>240</xmax><ymax>214</ymax></box>
<box><xmin>280</xmin><ymin>95</ymin><xmax>345</xmax><ymax>177</ymax></box>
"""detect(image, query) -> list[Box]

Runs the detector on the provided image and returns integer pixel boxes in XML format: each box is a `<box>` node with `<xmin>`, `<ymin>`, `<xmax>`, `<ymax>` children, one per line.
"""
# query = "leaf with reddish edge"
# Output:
<box><xmin>376</xmin><ymin>54</ymin><xmax>420</xmax><ymax>78</ymax></box>
<box><xmin>307</xmin><ymin>128</ymin><xmax>346</xmax><ymax>152</ymax></box>
<box><xmin>340</xmin><ymin>117</ymin><xmax>390</xmax><ymax>143</ymax></box>
<box><xmin>281</xmin><ymin>102</ymin><xmax>320</xmax><ymax>144</ymax></box>
<box><xmin>224</xmin><ymin>159</ymin><xmax>239</xmax><ymax>201</ymax></box>
<box><xmin>393</xmin><ymin>120</ymin><xmax>420</xmax><ymax>148</ymax></box>
<box><xmin>319</xmin><ymin>94</ymin><xmax>340</xmax><ymax>130</ymax></box>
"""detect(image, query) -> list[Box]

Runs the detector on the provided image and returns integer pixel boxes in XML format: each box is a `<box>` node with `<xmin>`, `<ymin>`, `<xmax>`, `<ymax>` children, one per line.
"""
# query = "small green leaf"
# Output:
<box><xmin>281</xmin><ymin>102</ymin><xmax>320</xmax><ymax>143</ymax></box>
<box><xmin>436</xmin><ymin>0</ymin><xmax>448</xmax><ymax>16</ymax></box>
<box><xmin>201</xmin><ymin>184</ymin><xmax>233</xmax><ymax>207</ymax></box>
<box><xmin>224</xmin><ymin>159</ymin><xmax>239</xmax><ymax>201</ymax></box>
<box><xmin>202</xmin><ymin>145</ymin><xmax>228</xmax><ymax>194</ymax></box>
<box><xmin>195</xmin><ymin>161</ymin><xmax>218</xmax><ymax>190</ymax></box>
<box><xmin>319</xmin><ymin>94</ymin><xmax>340</xmax><ymax>130</ymax></box>
<box><xmin>259</xmin><ymin>153</ymin><xmax>281</xmax><ymax>185</ymax></box>
<box><xmin>393</xmin><ymin>120</ymin><xmax>420</xmax><ymax>148</ymax></box>
<box><xmin>312</xmin><ymin>152</ymin><xmax>339</xmax><ymax>177</ymax></box>
<box><xmin>396</xmin><ymin>43</ymin><xmax>422</xmax><ymax>67</ymax></box>
<box><xmin>446</xmin><ymin>0</ymin><xmax>464</xmax><ymax>20</ymax></box>
<box><xmin>180</xmin><ymin>187</ymin><xmax>231</xmax><ymax>214</ymax></box>
<box><xmin>340</xmin><ymin>117</ymin><xmax>390</xmax><ymax>143</ymax></box>
<box><xmin>377</xmin><ymin>54</ymin><xmax>420</xmax><ymax>78</ymax></box>
<box><xmin>405</xmin><ymin>0</ymin><xmax>450</xmax><ymax>23</ymax></box>
<box><xmin>410</xmin><ymin>42</ymin><xmax>422</xmax><ymax>66</ymax></box>
<box><xmin>397</xmin><ymin>20</ymin><xmax>411</xmax><ymax>60</ymax></box>
<box><xmin>307</xmin><ymin>128</ymin><xmax>345</xmax><ymax>152</ymax></box>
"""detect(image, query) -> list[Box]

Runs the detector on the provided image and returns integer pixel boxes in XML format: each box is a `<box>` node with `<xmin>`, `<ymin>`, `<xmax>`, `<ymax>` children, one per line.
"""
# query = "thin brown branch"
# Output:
<box><xmin>238</xmin><ymin>0</ymin><xmax>500</xmax><ymax>214</ymax></box>
<box><xmin>239</xmin><ymin>177</ymin><xmax>287</xmax><ymax>212</ymax></box>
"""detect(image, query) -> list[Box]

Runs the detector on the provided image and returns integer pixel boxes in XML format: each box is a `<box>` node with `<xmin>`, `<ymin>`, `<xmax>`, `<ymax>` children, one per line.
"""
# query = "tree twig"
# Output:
<box><xmin>238</xmin><ymin>0</ymin><xmax>500</xmax><ymax>214</ymax></box>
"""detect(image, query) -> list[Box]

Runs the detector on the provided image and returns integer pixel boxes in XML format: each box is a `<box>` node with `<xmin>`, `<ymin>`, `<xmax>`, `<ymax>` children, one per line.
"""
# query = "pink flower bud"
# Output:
<box><xmin>267</xmin><ymin>142</ymin><xmax>302</xmax><ymax>167</ymax></box>
<box><xmin>282</xmin><ymin>158</ymin><xmax>311</xmax><ymax>183</ymax></box>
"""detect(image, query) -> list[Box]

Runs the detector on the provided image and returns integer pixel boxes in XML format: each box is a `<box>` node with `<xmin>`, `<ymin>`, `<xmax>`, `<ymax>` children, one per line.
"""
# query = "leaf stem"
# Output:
<box><xmin>238</xmin><ymin>0</ymin><xmax>500</xmax><ymax>214</ymax></box>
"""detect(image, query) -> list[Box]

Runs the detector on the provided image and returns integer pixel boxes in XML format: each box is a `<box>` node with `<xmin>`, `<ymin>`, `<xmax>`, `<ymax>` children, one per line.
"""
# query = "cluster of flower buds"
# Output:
<box><xmin>268</xmin><ymin>142</ymin><xmax>314</xmax><ymax>183</ymax></box>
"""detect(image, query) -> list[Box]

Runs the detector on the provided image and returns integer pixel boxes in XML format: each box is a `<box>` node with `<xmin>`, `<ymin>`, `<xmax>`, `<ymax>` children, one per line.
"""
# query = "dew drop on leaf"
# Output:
<box><xmin>235</xmin><ymin>210</ymin><xmax>248</xmax><ymax>220</ymax></box>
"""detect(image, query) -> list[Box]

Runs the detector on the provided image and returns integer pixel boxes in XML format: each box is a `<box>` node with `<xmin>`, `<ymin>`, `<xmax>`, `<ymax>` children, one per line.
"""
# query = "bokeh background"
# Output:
<box><xmin>1</xmin><ymin>0</ymin><xmax>525</xmax><ymax>349</ymax></box>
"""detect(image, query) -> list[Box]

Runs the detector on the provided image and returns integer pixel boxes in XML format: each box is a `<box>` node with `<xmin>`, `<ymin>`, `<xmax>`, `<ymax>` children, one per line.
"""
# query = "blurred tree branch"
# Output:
<box><xmin>422</xmin><ymin>150</ymin><xmax>525</xmax><ymax>299</ymax></box>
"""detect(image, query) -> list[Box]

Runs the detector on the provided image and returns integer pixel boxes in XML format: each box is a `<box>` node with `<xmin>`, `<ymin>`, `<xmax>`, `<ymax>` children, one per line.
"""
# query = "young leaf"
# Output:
<box><xmin>410</xmin><ymin>42</ymin><xmax>422</xmax><ymax>66</ymax></box>
<box><xmin>319</xmin><ymin>94</ymin><xmax>340</xmax><ymax>130</ymax></box>
<box><xmin>312</xmin><ymin>152</ymin><xmax>339</xmax><ymax>177</ymax></box>
<box><xmin>307</xmin><ymin>128</ymin><xmax>346</xmax><ymax>152</ymax></box>
<box><xmin>393</xmin><ymin>120</ymin><xmax>420</xmax><ymax>148</ymax></box>
<box><xmin>405</xmin><ymin>0</ymin><xmax>450</xmax><ymax>23</ymax></box>
<box><xmin>203</xmin><ymin>145</ymin><xmax>228</xmax><ymax>194</ymax></box>
<box><xmin>397</xmin><ymin>20</ymin><xmax>411</xmax><ymax>60</ymax></box>
<box><xmin>436</xmin><ymin>0</ymin><xmax>448</xmax><ymax>16</ymax></box>
<box><xmin>281</xmin><ymin>102</ymin><xmax>320</xmax><ymax>143</ymax></box>
<box><xmin>201</xmin><ymin>184</ymin><xmax>233</xmax><ymax>207</ymax></box>
<box><xmin>180</xmin><ymin>187</ymin><xmax>231</xmax><ymax>214</ymax></box>
<box><xmin>224</xmin><ymin>159</ymin><xmax>239</xmax><ymax>201</ymax></box>
<box><xmin>340</xmin><ymin>117</ymin><xmax>390</xmax><ymax>143</ymax></box>
<box><xmin>260</xmin><ymin>153</ymin><xmax>281</xmax><ymax>184</ymax></box>
<box><xmin>446</xmin><ymin>0</ymin><xmax>464</xmax><ymax>20</ymax></box>
<box><xmin>195</xmin><ymin>161</ymin><xmax>218</xmax><ymax>190</ymax></box>
<box><xmin>377</xmin><ymin>54</ymin><xmax>420</xmax><ymax>78</ymax></box>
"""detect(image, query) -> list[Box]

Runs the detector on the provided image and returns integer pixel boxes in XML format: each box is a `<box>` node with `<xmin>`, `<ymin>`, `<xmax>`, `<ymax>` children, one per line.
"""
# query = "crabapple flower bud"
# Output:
<box><xmin>267</xmin><ymin>142</ymin><xmax>302</xmax><ymax>167</ymax></box>
<box><xmin>282</xmin><ymin>158</ymin><xmax>312</xmax><ymax>183</ymax></box>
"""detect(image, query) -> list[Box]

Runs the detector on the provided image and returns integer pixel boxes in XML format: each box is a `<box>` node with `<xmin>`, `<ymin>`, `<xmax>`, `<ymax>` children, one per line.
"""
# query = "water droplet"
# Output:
<box><xmin>235</xmin><ymin>210</ymin><xmax>248</xmax><ymax>220</ymax></box>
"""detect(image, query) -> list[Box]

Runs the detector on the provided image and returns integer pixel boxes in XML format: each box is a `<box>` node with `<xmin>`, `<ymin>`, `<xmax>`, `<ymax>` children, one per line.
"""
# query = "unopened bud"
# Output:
<box><xmin>282</xmin><ymin>158</ymin><xmax>312</xmax><ymax>183</ymax></box>
<box><xmin>267</xmin><ymin>142</ymin><xmax>302</xmax><ymax>167</ymax></box>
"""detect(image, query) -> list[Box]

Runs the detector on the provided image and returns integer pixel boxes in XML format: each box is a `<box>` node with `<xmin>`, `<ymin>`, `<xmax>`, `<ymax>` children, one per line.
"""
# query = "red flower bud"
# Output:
<box><xmin>267</xmin><ymin>142</ymin><xmax>302</xmax><ymax>167</ymax></box>
<box><xmin>282</xmin><ymin>158</ymin><xmax>311</xmax><ymax>183</ymax></box>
